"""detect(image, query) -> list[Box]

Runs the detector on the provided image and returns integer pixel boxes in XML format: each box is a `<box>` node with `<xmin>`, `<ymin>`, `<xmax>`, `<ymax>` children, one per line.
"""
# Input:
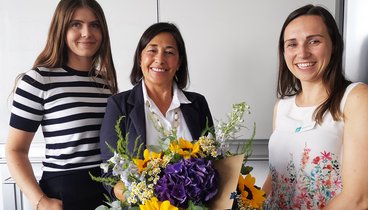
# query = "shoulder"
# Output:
<box><xmin>273</xmin><ymin>96</ymin><xmax>294</xmax><ymax>117</ymax></box>
<box><xmin>17</xmin><ymin>68</ymin><xmax>47</xmax><ymax>89</ymax></box>
<box><xmin>344</xmin><ymin>83</ymin><xmax>368</xmax><ymax>115</ymax></box>
<box><xmin>23</xmin><ymin>67</ymin><xmax>65</xmax><ymax>81</ymax></box>
<box><xmin>23</xmin><ymin>68</ymin><xmax>43</xmax><ymax>80</ymax></box>
<box><xmin>276</xmin><ymin>96</ymin><xmax>294</xmax><ymax>108</ymax></box>
<box><xmin>108</xmin><ymin>84</ymin><xmax>143</xmax><ymax>104</ymax></box>
<box><xmin>273</xmin><ymin>99</ymin><xmax>281</xmax><ymax>112</ymax></box>
<box><xmin>181</xmin><ymin>90</ymin><xmax>211</xmax><ymax>113</ymax></box>
<box><xmin>109</xmin><ymin>89</ymin><xmax>133</xmax><ymax>102</ymax></box>
<box><xmin>272</xmin><ymin>100</ymin><xmax>281</xmax><ymax>131</ymax></box>
<box><xmin>346</xmin><ymin>83</ymin><xmax>368</xmax><ymax>103</ymax></box>
<box><xmin>347</xmin><ymin>82</ymin><xmax>368</xmax><ymax>97</ymax></box>
<box><xmin>182</xmin><ymin>90</ymin><xmax>207</xmax><ymax>102</ymax></box>
<box><xmin>347</xmin><ymin>83</ymin><xmax>368</xmax><ymax>102</ymax></box>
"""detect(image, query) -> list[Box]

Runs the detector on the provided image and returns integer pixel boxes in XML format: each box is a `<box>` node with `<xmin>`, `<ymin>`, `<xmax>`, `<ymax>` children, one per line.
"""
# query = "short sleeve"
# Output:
<box><xmin>9</xmin><ymin>70</ymin><xmax>44</xmax><ymax>132</ymax></box>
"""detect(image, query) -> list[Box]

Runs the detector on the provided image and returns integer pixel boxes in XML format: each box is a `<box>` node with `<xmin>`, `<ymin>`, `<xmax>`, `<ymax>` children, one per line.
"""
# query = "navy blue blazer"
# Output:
<box><xmin>100</xmin><ymin>82</ymin><xmax>214</xmax><ymax>162</ymax></box>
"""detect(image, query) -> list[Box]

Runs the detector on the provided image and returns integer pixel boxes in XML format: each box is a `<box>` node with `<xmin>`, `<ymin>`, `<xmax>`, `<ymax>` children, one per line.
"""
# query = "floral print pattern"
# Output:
<box><xmin>264</xmin><ymin>145</ymin><xmax>342</xmax><ymax>209</ymax></box>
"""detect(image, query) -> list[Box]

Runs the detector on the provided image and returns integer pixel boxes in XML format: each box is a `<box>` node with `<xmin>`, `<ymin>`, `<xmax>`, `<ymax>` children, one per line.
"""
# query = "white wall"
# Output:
<box><xmin>158</xmin><ymin>0</ymin><xmax>336</xmax><ymax>140</ymax></box>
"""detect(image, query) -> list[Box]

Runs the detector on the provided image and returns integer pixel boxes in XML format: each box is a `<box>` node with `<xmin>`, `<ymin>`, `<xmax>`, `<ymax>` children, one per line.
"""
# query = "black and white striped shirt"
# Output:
<box><xmin>10</xmin><ymin>66</ymin><xmax>112</xmax><ymax>172</ymax></box>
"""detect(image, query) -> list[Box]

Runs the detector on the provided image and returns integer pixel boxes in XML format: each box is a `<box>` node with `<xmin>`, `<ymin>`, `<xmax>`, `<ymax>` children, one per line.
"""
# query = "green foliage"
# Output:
<box><xmin>89</xmin><ymin>171</ymin><xmax>119</xmax><ymax>187</ymax></box>
<box><xmin>112</xmin><ymin>115</ymin><xmax>144</xmax><ymax>159</ymax></box>
<box><xmin>201</xmin><ymin>117</ymin><xmax>215</xmax><ymax>137</ymax></box>
<box><xmin>241</xmin><ymin>122</ymin><xmax>256</xmax><ymax>155</ymax></box>
<box><xmin>114</xmin><ymin>116</ymin><xmax>131</xmax><ymax>159</ymax></box>
<box><xmin>170</xmin><ymin>153</ymin><xmax>183</xmax><ymax>163</ymax></box>
<box><xmin>241</xmin><ymin>165</ymin><xmax>254</xmax><ymax>175</ymax></box>
<box><xmin>132</xmin><ymin>135</ymin><xmax>144</xmax><ymax>159</ymax></box>
<box><xmin>187</xmin><ymin>200</ymin><xmax>209</xmax><ymax>210</ymax></box>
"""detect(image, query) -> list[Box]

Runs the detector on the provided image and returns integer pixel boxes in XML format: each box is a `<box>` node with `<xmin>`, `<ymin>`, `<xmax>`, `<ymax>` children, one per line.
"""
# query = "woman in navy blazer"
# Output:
<box><xmin>99</xmin><ymin>22</ymin><xmax>214</xmax><ymax>197</ymax></box>
<box><xmin>100</xmin><ymin>81</ymin><xmax>213</xmax><ymax>160</ymax></box>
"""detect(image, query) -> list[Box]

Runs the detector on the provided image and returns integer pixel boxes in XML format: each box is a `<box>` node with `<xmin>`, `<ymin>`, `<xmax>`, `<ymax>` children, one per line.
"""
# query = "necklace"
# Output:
<box><xmin>145</xmin><ymin>101</ymin><xmax>179</xmax><ymax>134</ymax></box>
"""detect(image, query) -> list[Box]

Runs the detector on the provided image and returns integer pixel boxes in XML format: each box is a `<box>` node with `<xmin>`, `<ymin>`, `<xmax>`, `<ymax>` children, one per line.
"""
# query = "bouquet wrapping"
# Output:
<box><xmin>211</xmin><ymin>153</ymin><xmax>245</xmax><ymax>209</ymax></box>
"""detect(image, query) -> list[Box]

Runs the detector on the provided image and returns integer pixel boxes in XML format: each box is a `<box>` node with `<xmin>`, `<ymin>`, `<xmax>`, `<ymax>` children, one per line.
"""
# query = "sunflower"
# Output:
<box><xmin>168</xmin><ymin>137</ymin><xmax>200</xmax><ymax>159</ymax></box>
<box><xmin>237</xmin><ymin>174</ymin><xmax>266</xmax><ymax>209</ymax></box>
<box><xmin>133</xmin><ymin>149</ymin><xmax>162</xmax><ymax>172</ymax></box>
<box><xmin>139</xmin><ymin>197</ymin><xmax>178</xmax><ymax>210</ymax></box>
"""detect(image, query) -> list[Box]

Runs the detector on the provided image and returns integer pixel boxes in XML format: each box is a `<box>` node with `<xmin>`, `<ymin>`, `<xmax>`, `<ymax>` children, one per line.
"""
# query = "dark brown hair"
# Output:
<box><xmin>277</xmin><ymin>4</ymin><xmax>351</xmax><ymax>123</ymax></box>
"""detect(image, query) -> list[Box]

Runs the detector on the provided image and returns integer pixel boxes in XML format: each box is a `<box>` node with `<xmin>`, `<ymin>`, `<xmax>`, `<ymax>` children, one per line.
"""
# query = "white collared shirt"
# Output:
<box><xmin>142</xmin><ymin>80</ymin><xmax>193</xmax><ymax>146</ymax></box>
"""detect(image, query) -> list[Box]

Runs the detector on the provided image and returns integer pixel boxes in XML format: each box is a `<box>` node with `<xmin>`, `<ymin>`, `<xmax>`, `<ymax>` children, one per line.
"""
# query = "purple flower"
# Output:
<box><xmin>155</xmin><ymin>158</ymin><xmax>218</xmax><ymax>208</ymax></box>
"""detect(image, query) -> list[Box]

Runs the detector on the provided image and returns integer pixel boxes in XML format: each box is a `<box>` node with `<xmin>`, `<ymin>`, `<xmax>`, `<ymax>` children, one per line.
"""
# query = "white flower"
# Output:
<box><xmin>100</xmin><ymin>163</ymin><xmax>110</xmax><ymax>173</ymax></box>
<box><xmin>108</xmin><ymin>152</ymin><xmax>120</xmax><ymax>164</ymax></box>
<box><xmin>214</xmin><ymin>102</ymin><xmax>254</xmax><ymax>156</ymax></box>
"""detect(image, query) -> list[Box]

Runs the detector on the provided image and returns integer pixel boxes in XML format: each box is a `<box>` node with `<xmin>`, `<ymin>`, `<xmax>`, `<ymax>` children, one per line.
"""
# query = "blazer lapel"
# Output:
<box><xmin>127</xmin><ymin>83</ymin><xmax>146</xmax><ymax>152</ymax></box>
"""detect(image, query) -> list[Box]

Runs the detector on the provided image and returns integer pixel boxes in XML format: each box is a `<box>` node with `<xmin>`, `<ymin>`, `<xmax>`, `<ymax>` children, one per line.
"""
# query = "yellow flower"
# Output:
<box><xmin>133</xmin><ymin>149</ymin><xmax>162</xmax><ymax>172</ymax></box>
<box><xmin>169</xmin><ymin>138</ymin><xmax>200</xmax><ymax>159</ymax></box>
<box><xmin>139</xmin><ymin>197</ymin><xmax>178</xmax><ymax>210</ymax></box>
<box><xmin>238</xmin><ymin>174</ymin><xmax>266</xmax><ymax>209</ymax></box>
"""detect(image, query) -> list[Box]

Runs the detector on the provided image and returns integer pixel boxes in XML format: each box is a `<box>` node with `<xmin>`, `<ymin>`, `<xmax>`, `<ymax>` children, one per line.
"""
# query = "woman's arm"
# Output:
<box><xmin>262</xmin><ymin>100</ymin><xmax>279</xmax><ymax>197</ymax></box>
<box><xmin>262</xmin><ymin>172</ymin><xmax>272</xmax><ymax>197</ymax></box>
<box><xmin>324</xmin><ymin>84</ymin><xmax>368</xmax><ymax>210</ymax></box>
<box><xmin>5</xmin><ymin>127</ymin><xmax>62</xmax><ymax>210</ymax></box>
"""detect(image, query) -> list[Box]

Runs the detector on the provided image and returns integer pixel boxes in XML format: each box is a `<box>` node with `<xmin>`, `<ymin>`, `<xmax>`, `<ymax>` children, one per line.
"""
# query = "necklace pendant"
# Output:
<box><xmin>146</xmin><ymin>100</ymin><xmax>180</xmax><ymax>134</ymax></box>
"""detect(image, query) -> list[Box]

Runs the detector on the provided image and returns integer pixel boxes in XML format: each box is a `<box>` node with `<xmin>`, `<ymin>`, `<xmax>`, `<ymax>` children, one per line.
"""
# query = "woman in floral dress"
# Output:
<box><xmin>263</xmin><ymin>4</ymin><xmax>368</xmax><ymax>209</ymax></box>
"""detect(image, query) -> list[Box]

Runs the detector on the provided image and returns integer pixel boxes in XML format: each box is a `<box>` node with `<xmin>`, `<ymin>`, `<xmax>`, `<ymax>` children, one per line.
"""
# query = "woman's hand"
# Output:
<box><xmin>37</xmin><ymin>196</ymin><xmax>63</xmax><ymax>210</ymax></box>
<box><xmin>113</xmin><ymin>181</ymin><xmax>127</xmax><ymax>202</ymax></box>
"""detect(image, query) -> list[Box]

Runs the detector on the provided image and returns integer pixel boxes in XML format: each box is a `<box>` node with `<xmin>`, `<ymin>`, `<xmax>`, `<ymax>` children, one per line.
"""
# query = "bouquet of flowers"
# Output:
<box><xmin>92</xmin><ymin>102</ymin><xmax>265</xmax><ymax>210</ymax></box>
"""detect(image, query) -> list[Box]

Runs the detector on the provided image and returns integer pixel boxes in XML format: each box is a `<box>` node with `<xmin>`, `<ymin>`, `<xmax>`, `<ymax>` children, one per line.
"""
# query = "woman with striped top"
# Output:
<box><xmin>5</xmin><ymin>0</ymin><xmax>118</xmax><ymax>209</ymax></box>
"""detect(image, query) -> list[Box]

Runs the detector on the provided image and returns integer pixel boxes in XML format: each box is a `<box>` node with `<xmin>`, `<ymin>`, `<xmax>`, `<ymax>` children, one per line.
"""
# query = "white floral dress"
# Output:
<box><xmin>264</xmin><ymin>83</ymin><xmax>359</xmax><ymax>210</ymax></box>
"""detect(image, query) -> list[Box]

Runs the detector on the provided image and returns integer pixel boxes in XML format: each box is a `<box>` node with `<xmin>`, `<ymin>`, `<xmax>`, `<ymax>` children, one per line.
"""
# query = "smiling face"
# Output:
<box><xmin>140</xmin><ymin>32</ymin><xmax>180</xmax><ymax>90</ymax></box>
<box><xmin>283</xmin><ymin>15</ymin><xmax>333</xmax><ymax>84</ymax></box>
<box><xmin>65</xmin><ymin>7</ymin><xmax>102</xmax><ymax>70</ymax></box>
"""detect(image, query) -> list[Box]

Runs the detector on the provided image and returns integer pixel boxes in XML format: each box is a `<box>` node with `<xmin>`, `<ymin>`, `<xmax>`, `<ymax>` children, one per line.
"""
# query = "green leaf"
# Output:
<box><xmin>147</xmin><ymin>144</ymin><xmax>162</xmax><ymax>153</ymax></box>
<box><xmin>241</xmin><ymin>165</ymin><xmax>254</xmax><ymax>175</ymax></box>
<box><xmin>160</xmin><ymin>137</ymin><xmax>171</xmax><ymax>150</ymax></box>
<box><xmin>89</xmin><ymin>171</ymin><xmax>118</xmax><ymax>187</ymax></box>
<box><xmin>187</xmin><ymin>201</ymin><xmax>208</xmax><ymax>210</ymax></box>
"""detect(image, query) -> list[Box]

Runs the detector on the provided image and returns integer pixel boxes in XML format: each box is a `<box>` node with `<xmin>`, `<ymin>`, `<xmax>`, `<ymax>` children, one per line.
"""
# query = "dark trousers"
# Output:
<box><xmin>39</xmin><ymin>167</ymin><xmax>107</xmax><ymax>210</ymax></box>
